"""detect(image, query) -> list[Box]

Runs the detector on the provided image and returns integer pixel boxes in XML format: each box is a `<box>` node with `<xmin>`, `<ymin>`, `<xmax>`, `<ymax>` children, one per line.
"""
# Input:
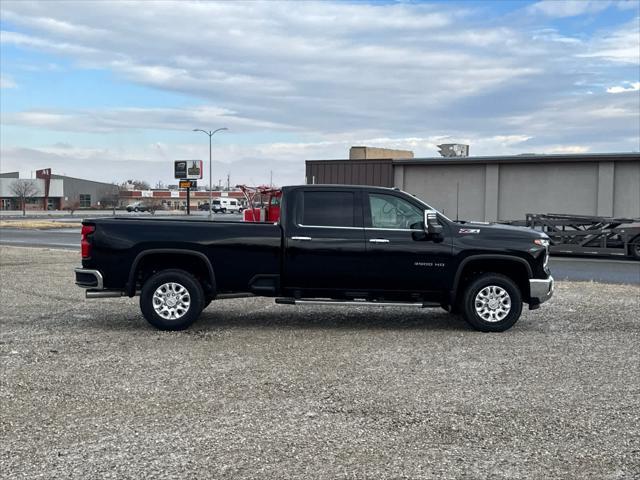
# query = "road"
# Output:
<box><xmin>1</xmin><ymin>226</ymin><xmax>638</xmax><ymax>284</ymax></box>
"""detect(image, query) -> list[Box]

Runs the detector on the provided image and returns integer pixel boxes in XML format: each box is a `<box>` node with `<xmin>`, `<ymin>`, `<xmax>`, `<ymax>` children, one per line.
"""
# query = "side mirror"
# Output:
<box><xmin>424</xmin><ymin>209</ymin><xmax>443</xmax><ymax>236</ymax></box>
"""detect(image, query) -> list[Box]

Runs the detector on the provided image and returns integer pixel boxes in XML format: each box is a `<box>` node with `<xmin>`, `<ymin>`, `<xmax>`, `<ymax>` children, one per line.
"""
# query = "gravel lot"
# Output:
<box><xmin>1</xmin><ymin>246</ymin><xmax>639</xmax><ymax>479</ymax></box>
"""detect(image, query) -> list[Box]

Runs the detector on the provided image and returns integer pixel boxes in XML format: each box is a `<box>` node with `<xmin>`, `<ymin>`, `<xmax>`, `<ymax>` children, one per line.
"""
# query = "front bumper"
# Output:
<box><xmin>529</xmin><ymin>276</ymin><xmax>554</xmax><ymax>305</ymax></box>
<box><xmin>74</xmin><ymin>268</ymin><xmax>104</xmax><ymax>289</ymax></box>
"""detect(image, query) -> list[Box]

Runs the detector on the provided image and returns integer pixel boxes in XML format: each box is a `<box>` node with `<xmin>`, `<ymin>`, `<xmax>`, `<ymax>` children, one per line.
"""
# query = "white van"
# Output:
<box><xmin>218</xmin><ymin>198</ymin><xmax>242</xmax><ymax>213</ymax></box>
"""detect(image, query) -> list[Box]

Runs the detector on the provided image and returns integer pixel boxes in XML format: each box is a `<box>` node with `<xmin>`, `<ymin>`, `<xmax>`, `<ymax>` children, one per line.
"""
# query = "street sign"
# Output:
<box><xmin>175</xmin><ymin>160</ymin><xmax>203</xmax><ymax>179</ymax></box>
<box><xmin>179</xmin><ymin>180</ymin><xmax>197</xmax><ymax>189</ymax></box>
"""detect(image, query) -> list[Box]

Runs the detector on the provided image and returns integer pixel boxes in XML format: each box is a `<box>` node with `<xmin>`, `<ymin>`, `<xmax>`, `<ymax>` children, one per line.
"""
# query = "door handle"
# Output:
<box><xmin>291</xmin><ymin>236</ymin><xmax>312</xmax><ymax>241</ymax></box>
<box><xmin>369</xmin><ymin>238</ymin><xmax>390</xmax><ymax>243</ymax></box>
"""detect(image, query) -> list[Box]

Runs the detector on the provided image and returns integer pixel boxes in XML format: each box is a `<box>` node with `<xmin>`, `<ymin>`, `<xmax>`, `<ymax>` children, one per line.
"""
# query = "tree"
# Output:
<box><xmin>10</xmin><ymin>180</ymin><xmax>40</xmax><ymax>216</ymax></box>
<box><xmin>66</xmin><ymin>199</ymin><xmax>80</xmax><ymax>217</ymax></box>
<box><xmin>99</xmin><ymin>191</ymin><xmax>120</xmax><ymax>216</ymax></box>
<box><xmin>121</xmin><ymin>179</ymin><xmax>150</xmax><ymax>191</ymax></box>
<box><xmin>146</xmin><ymin>197</ymin><xmax>164</xmax><ymax>215</ymax></box>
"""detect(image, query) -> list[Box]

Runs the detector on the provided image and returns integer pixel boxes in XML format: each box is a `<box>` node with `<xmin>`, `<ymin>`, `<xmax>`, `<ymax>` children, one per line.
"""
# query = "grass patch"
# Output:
<box><xmin>0</xmin><ymin>220</ymin><xmax>82</xmax><ymax>230</ymax></box>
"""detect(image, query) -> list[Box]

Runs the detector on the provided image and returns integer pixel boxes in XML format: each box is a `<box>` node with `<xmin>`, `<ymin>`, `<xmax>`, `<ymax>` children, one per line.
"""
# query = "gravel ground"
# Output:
<box><xmin>1</xmin><ymin>246</ymin><xmax>638</xmax><ymax>479</ymax></box>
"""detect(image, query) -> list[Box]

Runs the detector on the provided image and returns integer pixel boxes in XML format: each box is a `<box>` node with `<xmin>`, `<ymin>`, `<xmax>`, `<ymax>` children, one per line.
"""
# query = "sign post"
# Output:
<box><xmin>179</xmin><ymin>179</ymin><xmax>197</xmax><ymax>215</ymax></box>
<box><xmin>36</xmin><ymin>168</ymin><xmax>52</xmax><ymax>211</ymax></box>
<box><xmin>175</xmin><ymin>161</ymin><xmax>203</xmax><ymax>216</ymax></box>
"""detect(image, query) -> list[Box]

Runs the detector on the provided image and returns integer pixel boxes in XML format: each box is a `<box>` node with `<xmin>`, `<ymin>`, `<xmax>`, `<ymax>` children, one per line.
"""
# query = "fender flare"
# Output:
<box><xmin>450</xmin><ymin>254</ymin><xmax>533</xmax><ymax>303</ymax></box>
<box><xmin>127</xmin><ymin>248</ymin><xmax>216</xmax><ymax>296</ymax></box>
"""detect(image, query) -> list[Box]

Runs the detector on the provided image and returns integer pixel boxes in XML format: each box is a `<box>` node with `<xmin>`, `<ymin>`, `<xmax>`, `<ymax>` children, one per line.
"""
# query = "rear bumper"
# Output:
<box><xmin>74</xmin><ymin>268</ymin><xmax>104</xmax><ymax>290</ymax></box>
<box><xmin>529</xmin><ymin>276</ymin><xmax>554</xmax><ymax>305</ymax></box>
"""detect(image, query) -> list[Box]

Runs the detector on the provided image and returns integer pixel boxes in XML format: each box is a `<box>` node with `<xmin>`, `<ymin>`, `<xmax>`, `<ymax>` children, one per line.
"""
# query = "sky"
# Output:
<box><xmin>0</xmin><ymin>0</ymin><xmax>639</xmax><ymax>187</ymax></box>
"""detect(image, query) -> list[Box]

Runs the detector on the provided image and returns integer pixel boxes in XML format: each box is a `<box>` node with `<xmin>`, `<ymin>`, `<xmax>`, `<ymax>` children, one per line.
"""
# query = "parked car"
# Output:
<box><xmin>125</xmin><ymin>201</ymin><xmax>148</xmax><ymax>212</ymax></box>
<box><xmin>75</xmin><ymin>185</ymin><xmax>553</xmax><ymax>332</ymax></box>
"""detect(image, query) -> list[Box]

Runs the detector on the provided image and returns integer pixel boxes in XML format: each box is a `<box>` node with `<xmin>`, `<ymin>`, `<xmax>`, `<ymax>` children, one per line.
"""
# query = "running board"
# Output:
<box><xmin>86</xmin><ymin>290</ymin><xmax>126</xmax><ymax>299</ymax></box>
<box><xmin>216</xmin><ymin>293</ymin><xmax>254</xmax><ymax>300</ymax></box>
<box><xmin>275</xmin><ymin>298</ymin><xmax>440</xmax><ymax>308</ymax></box>
<box><xmin>86</xmin><ymin>290</ymin><xmax>139</xmax><ymax>299</ymax></box>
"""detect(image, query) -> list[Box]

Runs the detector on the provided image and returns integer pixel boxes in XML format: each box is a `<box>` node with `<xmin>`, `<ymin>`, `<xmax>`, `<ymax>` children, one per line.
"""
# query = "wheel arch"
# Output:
<box><xmin>127</xmin><ymin>249</ymin><xmax>216</xmax><ymax>297</ymax></box>
<box><xmin>450</xmin><ymin>254</ymin><xmax>533</xmax><ymax>305</ymax></box>
<box><xmin>628</xmin><ymin>234</ymin><xmax>640</xmax><ymax>260</ymax></box>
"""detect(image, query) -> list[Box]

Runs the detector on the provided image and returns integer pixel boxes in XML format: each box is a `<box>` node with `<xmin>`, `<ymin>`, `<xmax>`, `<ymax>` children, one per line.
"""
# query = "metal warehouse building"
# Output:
<box><xmin>0</xmin><ymin>170</ymin><xmax>118</xmax><ymax>210</ymax></box>
<box><xmin>305</xmin><ymin>151</ymin><xmax>640</xmax><ymax>222</ymax></box>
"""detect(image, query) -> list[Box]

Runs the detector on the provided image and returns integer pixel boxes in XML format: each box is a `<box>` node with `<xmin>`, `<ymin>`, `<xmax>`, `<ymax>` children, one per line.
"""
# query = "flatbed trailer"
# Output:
<box><xmin>518</xmin><ymin>213</ymin><xmax>640</xmax><ymax>260</ymax></box>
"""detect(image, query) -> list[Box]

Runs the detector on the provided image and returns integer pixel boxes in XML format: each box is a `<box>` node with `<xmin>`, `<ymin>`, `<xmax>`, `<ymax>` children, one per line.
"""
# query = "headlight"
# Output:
<box><xmin>533</xmin><ymin>239</ymin><xmax>550</xmax><ymax>268</ymax></box>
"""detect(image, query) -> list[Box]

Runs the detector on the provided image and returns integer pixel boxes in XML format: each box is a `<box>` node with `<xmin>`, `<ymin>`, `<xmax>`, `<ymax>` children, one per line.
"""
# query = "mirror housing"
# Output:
<box><xmin>424</xmin><ymin>209</ymin><xmax>443</xmax><ymax>236</ymax></box>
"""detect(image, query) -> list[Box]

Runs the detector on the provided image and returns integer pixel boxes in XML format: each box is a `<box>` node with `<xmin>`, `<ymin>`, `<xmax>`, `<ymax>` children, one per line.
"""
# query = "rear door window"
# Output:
<box><xmin>300</xmin><ymin>191</ymin><xmax>356</xmax><ymax>227</ymax></box>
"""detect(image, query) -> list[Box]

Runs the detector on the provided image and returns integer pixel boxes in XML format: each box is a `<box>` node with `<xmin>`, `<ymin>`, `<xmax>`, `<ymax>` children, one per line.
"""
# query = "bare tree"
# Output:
<box><xmin>10</xmin><ymin>180</ymin><xmax>40</xmax><ymax>216</ymax></box>
<box><xmin>99</xmin><ymin>190</ymin><xmax>120</xmax><ymax>216</ymax></box>
<box><xmin>66</xmin><ymin>199</ymin><xmax>80</xmax><ymax>217</ymax></box>
<box><xmin>146</xmin><ymin>197</ymin><xmax>165</xmax><ymax>215</ymax></box>
<box><xmin>121</xmin><ymin>179</ymin><xmax>150</xmax><ymax>191</ymax></box>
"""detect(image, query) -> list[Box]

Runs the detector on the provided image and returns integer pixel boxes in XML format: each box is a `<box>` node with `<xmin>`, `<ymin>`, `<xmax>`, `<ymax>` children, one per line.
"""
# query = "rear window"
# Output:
<box><xmin>300</xmin><ymin>191</ymin><xmax>356</xmax><ymax>227</ymax></box>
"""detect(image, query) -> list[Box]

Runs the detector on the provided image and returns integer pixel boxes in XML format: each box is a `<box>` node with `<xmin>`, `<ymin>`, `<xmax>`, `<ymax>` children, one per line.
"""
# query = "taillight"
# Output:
<box><xmin>81</xmin><ymin>225</ymin><xmax>95</xmax><ymax>259</ymax></box>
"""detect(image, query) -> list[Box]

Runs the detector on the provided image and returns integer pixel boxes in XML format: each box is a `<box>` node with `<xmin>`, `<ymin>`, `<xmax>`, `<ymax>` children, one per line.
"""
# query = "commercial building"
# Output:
<box><xmin>50</xmin><ymin>173</ymin><xmax>119</xmax><ymax>209</ymax></box>
<box><xmin>305</xmin><ymin>151</ymin><xmax>640</xmax><ymax>222</ymax></box>
<box><xmin>0</xmin><ymin>170</ymin><xmax>118</xmax><ymax>210</ymax></box>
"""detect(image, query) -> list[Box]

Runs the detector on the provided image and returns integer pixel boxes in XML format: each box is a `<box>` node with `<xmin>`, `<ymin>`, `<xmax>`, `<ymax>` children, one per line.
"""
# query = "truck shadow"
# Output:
<box><xmin>196</xmin><ymin>308</ymin><xmax>471</xmax><ymax>332</ymax></box>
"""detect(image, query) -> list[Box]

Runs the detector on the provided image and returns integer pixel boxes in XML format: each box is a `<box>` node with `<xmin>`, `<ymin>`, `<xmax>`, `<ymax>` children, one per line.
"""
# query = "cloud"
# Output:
<box><xmin>1</xmin><ymin>105</ymin><xmax>295</xmax><ymax>133</ymax></box>
<box><xmin>0</xmin><ymin>0</ymin><xmax>638</xmax><ymax>186</ymax></box>
<box><xmin>0</xmin><ymin>1</ymin><xmax>556</xmax><ymax>136</ymax></box>
<box><xmin>0</xmin><ymin>74</ymin><xmax>17</xmax><ymax>88</ymax></box>
<box><xmin>578</xmin><ymin>18</ymin><xmax>640</xmax><ymax>64</ymax></box>
<box><xmin>528</xmin><ymin>1</ymin><xmax>613</xmax><ymax>18</ymax></box>
<box><xmin>607</xmin><ymin>82</ymin><xmax>640</xmax><ymax>93</ymax></box>
<box><xmin>544</xmin><ymin>145</ymin><xmax>590</xmax><ymax>154</ymax></box>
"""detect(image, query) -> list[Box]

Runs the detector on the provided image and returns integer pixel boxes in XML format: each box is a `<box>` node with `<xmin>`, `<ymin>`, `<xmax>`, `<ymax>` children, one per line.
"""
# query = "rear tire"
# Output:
<box><xmin>140</xmin><ymin>269</ymin><xmax>204</xmax><ymax>331</ymax></box>
<box><xmin>461</xmin><ymin>273</ymin><xmax>522</xmax><ymax>332</ymax></box>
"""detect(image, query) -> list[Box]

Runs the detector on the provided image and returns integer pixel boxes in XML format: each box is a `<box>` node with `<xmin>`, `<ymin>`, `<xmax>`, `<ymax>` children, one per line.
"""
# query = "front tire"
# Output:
<box><xmin>461</xmin><ymin>273</ymin><xmax>523</xmax><ymax>332</ymax></box>
<box><xmin>140</xmin><ymin>269</ymin><xmax>204</xmax><ymax>330</ymax></box>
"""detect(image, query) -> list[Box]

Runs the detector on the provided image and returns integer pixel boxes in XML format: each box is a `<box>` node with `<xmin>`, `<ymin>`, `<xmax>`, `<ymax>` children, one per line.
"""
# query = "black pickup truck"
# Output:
<box><xmin>75</xmin><ymin>185</ymin><xmax>553</xmax><ymax>332</ymax></box>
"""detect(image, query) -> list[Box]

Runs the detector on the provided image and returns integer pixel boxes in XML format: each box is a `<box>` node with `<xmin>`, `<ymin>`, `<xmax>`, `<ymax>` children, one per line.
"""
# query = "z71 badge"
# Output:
<box><xmin>459</xmin><ymin>228</ymin><xmax>480</xmax><ymax>234</ymax></box>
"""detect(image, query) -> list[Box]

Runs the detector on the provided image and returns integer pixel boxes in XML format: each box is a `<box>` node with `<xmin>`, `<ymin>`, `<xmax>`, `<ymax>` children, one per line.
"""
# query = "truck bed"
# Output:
<box><xmin>82</xmin><ymin>217</ymin><xmax>283</xmax><ymax>293</ymax></box>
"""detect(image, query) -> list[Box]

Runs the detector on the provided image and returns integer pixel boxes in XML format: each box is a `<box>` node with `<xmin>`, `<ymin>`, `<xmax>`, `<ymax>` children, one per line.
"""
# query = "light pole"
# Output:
<box><xmin>193</xmin><ymin>127</ymin><xmax>228</xmax><ymax>219</ymax></box>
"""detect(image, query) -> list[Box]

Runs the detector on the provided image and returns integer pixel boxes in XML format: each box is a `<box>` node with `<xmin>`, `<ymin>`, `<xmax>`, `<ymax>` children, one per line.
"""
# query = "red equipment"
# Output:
<box><xmin>237</xmin><ymin>185</ymin><xmax>282</xmax><ymax>223</ymax></box>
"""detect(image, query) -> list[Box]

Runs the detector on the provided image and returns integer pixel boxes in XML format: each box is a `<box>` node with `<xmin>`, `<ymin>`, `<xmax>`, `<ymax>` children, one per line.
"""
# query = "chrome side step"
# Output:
<box><xmin>216</xmin><ymin>293</ymin><xmax>254</xmax><ymax>300</ymax></box>
<box><xmin>275</xmin><ymin>298</ymin><xmax>439</xmax><ymax>308</ymax></box>
<box><xmin>86</xmin><ymin>290</ymin><xmax>126</xmax><ymax>299</ymax></box>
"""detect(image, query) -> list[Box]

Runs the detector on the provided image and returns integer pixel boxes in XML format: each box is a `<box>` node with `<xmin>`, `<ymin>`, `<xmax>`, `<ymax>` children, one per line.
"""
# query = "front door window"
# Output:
<box><xmin>368</xmin><ymin>193</ymin><xmax>423</xmax><ymax>230</ymax></box>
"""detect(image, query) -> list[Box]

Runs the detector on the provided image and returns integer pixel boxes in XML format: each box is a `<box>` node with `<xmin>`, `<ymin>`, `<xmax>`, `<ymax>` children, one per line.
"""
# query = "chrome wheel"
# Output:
<box><xmin>474</xmin><ymin>285</ymin><xmax>511</xmax><ymax>322</ymax></box>
<box><xmin>152</xmin><ymin>282</ymin><xmax>191</xmax><ymax>320</ymax></box>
